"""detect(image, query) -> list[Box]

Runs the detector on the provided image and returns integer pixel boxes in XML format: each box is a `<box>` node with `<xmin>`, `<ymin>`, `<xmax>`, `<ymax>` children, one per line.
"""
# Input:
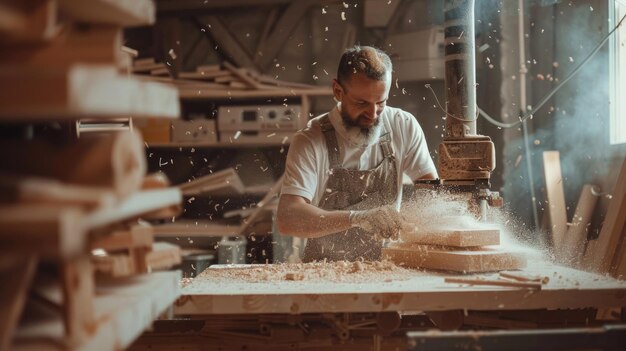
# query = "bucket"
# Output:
<box><xmin>181</xmin><ymin>252</ymin><xmax>215</xmax><ymax>278</ymax></box>
<box><xmin>217</xmin><ymin>236</ymin><xmax>247</xmax><ymax>264</ymax></box>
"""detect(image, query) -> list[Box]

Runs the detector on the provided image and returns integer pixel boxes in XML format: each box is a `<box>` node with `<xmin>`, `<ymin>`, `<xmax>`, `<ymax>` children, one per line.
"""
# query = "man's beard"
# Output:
<box><xmin>340</xmin><ymin>110</ymin><xmax>382</xmax><ymax>144</ymax></box>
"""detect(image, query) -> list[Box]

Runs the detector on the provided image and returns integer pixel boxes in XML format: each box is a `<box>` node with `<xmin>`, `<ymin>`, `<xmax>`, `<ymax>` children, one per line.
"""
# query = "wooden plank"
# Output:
<box><xmin>91</xmin><ymin>225</ymin><xmax>154</xmax><ymax>251</ymax></box>
<box><xmin>13</xmin><ymin>271</ymin><xmax>181</xmax><ymax>350</ymax></box>
<box><xmin>583</xmin><ymin>156</ymin><xmax>626</xmax><ymax>273</ymax></box>
<box><xmin>543</xmin><ymin>151</ymin><xmax>568</xmax><ymax>251</ymax></box>
<box><xmin>93</xmin><ymin>252</ymin><xmax>136</xmax><ymax>277</ymax></box>
<box><xmin>223</xmin><ymin>61</ymin><xmax>262</xmax><ymax>90</ymax></box>
<box><xmin>0</xmin><ymin>205</ymin><xmax>86</xmax><ymax>257</ymax></box>
<box><xmin>176</xmin><ymin>260</ymin><xmax>626</xmax><ymax>315</ymax></box>
<box><xmin>0</xmin><ymin>65</ymin><xmax>180</xmax><ymax>120</ymax></box>
<box><xmin>382</xmin><ymin>245</ymin><xmax>526</xmax><ymax>273</ymax></box>
<box><xmin>400</xmin><ymin>227</ymin><xmax>500</xmax><ymax>247</ymax></box>
<box><xmin>0</xmin><ymin>255</ymin><xmax>37</xmax><ymax>351</ymax></box>
<box><xmin>146</xmin><ymin>242</ymin><xmax>182</xmax><ymax>270</ymax></box>
<box><xmin>561</xmin><ymin>184</ymin><xmax>599</xmax><ymax>266</ymax></box>
<box><xmin>84</xmin><ymin>188</ymin><xmax>182</xmax><ymax>230</ymax></box>
<box><xmin>57</xmin><ymin>0</ymin><xmax>155</xmax><ymax>27</ymax></box>
<box><xmin>0</xmin><ymin>175</ymin><xmax>117</xmax><ymax>210</ymax></box>
<box><xmin>61</xmin><ymin>256</ymin><xmax>95</xmax><ymax>344</ymax></box>
<box><xmin>0</xmin><ymin>131</ymin><xmax>146</xmax><ymax>199</ymax></box>
<box><xmin>0</xmin><ymin>26</ymin><xmax>125</xmax><ymax>67</ymax></box>
<box><xmin>0</xmin><ymin>0</ymin><xmax>61</xmax><ymax>43</ymax></box>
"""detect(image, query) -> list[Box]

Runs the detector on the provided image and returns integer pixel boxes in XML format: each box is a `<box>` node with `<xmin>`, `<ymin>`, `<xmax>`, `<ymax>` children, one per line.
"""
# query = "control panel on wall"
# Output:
<box><xmin>217</xmin><ymin>105</ymin><xmax>302</xmax><ymax>144</ymax></box>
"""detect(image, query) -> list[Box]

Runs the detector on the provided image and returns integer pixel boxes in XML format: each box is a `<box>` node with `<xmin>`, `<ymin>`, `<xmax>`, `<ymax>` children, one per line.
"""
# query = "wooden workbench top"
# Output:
<box><xmin>175</xmin><ymin>259</ymin><xmax>626</xmax><ymax>315</ymax></box>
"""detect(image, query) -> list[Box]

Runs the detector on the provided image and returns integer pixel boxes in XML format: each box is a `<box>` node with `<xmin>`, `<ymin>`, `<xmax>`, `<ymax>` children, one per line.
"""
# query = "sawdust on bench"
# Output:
<box><xmin>190</xmin><ymin>260</ymin><xmax>414</xmax><ymax>284</ymax></box>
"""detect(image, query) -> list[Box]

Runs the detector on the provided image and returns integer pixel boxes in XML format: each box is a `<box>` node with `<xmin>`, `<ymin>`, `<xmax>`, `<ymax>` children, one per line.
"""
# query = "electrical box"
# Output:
<box><xmin>217</xmin><ymin>105</ymin><xmax>301</xmax><ymax>145</ymax></box>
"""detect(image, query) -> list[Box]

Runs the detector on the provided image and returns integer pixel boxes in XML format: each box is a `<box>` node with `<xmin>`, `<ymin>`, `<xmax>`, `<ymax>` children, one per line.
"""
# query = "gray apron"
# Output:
<box><xmin>302</xmin><ymin>114</ymin><xmax>399</xmax><ymax>262</ymax></box>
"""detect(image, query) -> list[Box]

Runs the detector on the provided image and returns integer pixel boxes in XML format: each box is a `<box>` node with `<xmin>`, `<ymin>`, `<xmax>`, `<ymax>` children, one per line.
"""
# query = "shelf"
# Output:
<box><xmin>147</xmin><ymin>141</ymin><xmax>291</xmax><ymax>148</ymax></box>
<box><xmin>0</xmin><ymin>188</ymin><xmax>182</xmax><ymax>258</ymax></box>
<box><xmin>0</xmin><ymin>65</ymin><xmax>180</xmax><ymax>121</ymax></box>
<box><xmin>177</xmin><ymin>87</ymin><xmax>333</xmax><ymax>100</ymax></box>
<box><xmin>13</xmin><ymin>271</ymin><xmax>181</xmax><ymax>351</ymax></box>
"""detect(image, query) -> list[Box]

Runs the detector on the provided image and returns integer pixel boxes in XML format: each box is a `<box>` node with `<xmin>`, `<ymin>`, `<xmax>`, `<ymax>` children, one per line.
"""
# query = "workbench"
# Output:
<box><xmin>176</xmin><ymin>260</ymin><xmax>626</xmax><ymax>315</ymax></box>
<box><xmin>128</xmin><ymin>260</ymin><xmax>626</xmax><ymax>351</ymax></box>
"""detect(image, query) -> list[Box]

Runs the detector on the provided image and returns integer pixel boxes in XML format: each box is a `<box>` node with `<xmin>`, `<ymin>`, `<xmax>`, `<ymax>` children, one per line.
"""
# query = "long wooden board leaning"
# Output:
<box><xmin>382</xmin><ymin>244</ymin><xmax>526</xmax><ymax>273</ymax></box>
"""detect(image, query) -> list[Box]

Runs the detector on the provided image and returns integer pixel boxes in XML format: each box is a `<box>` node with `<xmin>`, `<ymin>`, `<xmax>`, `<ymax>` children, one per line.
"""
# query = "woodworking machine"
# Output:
<box><xmin>416</xmin><ymin>0</ymin><xmax>502</xmax><ymax>221</ymax></box>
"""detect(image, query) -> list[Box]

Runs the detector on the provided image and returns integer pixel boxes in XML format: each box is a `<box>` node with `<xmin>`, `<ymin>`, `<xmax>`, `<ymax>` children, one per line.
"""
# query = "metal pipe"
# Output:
<box><xmin>444</xmin><ymin>0</ymin><xmax>477</xmax><ymax>138</ymax></box>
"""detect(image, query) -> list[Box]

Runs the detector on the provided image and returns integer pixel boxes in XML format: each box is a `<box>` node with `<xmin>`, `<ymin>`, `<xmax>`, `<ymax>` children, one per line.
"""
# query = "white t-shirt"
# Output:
<box><xmin>281</xmin><ymin>104</ymin><xmax>437</xmax><ymax>207</ymax></box>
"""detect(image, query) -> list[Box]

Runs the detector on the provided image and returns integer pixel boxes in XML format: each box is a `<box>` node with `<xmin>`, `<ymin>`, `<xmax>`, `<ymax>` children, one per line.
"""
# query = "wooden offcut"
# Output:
<box><xmin>583</xmin><ymin>156</ymin><xmax>626</xmax><ymax>274</ymax></box>
<box><xmin>561</xmin><ymin>184</ymin><xmax>599</xmax><ymax>265</ymax></box>
<box><xmin>382</xmin><ymin>244</ymin><xmax>526</xmax><ymax>273</ymax></box>
<box><xmin>400</xmin><ymin>227</ymin><xmax>500</xmax><ymax>247</ymax></box>
<box><xmin>543</xmin><ymin>151</ymin><xmax>568</xmax><ymax>251</ymax></box>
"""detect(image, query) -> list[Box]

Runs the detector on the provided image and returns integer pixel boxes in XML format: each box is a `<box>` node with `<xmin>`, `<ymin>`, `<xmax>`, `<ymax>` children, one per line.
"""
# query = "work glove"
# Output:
<box><xmin>349</xmin><ymin>205</ymin><xmax>402</xmax><ymax>240</ymax></box>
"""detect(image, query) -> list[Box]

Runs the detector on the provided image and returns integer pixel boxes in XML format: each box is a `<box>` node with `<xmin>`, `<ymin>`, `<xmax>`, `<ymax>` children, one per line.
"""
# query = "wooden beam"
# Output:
<box><xmin>542</xmin><ymin>151</ymin><xmax>568</xmax><ymax>251</ymax></box>
<box><xmin>196</xmin><ymin>15</ymin><xmax>256</xmax><ymax>69</ymax></box>
<box><xmin>57</xmin><ymin>0</ymin><xmax>155</xmax><ymax>27</ymax></box>
<box><xmin>561</xmin><ymin>184</ymin><xmax>598</xmax><ymax>266</ymax></box>
<box><xmin>91</xmin><ymin>225</ymin><xmax>154</xmax><ymax>251</ymax></box>
<box><xmin>382</xmin><ymin>244</ymin><xmax>527</xmax><ymax>273</ymax></box>
<box><xmin>0</xmin><ymin>131</ymin><xmax>147</xmax><ymax>199</ymax></box>
<box><xmin>254</xmin><ymin>1</ymin><xmax>315</xmax><ymax>70</ymax></box>
<box><xmin>0</xmin><ymin>205</ymin><xmax>86</xmax><ymax>257</ymax></box>
<box><xmin>61</xmin><ymin>256</ymin><xmax>95</xmax><ymax>344</ymax></box>
<box><xmin>583</xmin><ymin>156</ymin><xmax>626</xmax><ymax>274</ymax></box>
<box><xmin>0</xmin><ymin>65</ymin><xmax>180</xmax><ymax>120</ymax></box>
<box><xmin>0</xmin><ymin>255</ymin><xmax>37</xmax><ymax>351</ymax></box>
<box><xmin>0</xmin><ymin>26</ymin><xmax>125</xmax><ymax>68</ymax></box>
<box><xmin>13</xmin><ymin>271</ymin><xmax>180</xmax><ymax>350</ymax></box>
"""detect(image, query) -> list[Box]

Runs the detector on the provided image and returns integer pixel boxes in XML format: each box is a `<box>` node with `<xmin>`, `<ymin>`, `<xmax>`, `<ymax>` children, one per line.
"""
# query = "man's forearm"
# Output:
<box><xmin>276</xmin><ymin>200</ymin><xmax>353</xmax><ymax>239</ymax></box>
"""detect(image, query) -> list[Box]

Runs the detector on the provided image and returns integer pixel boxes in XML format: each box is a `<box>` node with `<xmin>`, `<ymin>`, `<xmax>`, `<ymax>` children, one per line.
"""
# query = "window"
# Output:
<box><xmin>610</xmin><ymin>0</ymin><xmax>626</xmax><ymax>145</ymax></box>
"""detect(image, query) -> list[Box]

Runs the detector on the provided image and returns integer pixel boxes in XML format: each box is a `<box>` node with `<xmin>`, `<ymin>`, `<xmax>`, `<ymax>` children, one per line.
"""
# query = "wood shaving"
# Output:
<box><xmin>194</xmin><ymin>260</ymin><xmax>414</xmax><ymax>283</ymax></box>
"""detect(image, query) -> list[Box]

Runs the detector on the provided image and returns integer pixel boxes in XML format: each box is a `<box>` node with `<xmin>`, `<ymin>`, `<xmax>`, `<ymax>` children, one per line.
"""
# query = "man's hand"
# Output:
<box><xmin>349</xmin><ymin>205</ymin><xmax>402</xmax><ymax>240</ymax></box>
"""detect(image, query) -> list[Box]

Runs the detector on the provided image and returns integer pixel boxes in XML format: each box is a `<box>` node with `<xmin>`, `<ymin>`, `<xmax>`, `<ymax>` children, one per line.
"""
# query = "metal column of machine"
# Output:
<box><xmin>430</xmin><ymin>0</ymin><xmax>501</xmax><ymax>220</ymax></box>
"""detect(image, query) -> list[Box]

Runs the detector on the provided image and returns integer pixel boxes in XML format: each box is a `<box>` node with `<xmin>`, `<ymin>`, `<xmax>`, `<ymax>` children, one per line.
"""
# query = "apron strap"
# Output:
<box><xmin>379</xmin><ymin>132</ymin><xmax>394</xmax><ymax>159</ymax></box>
<box><xmin>320</xmin><ymin>114</ymin><xmax>341</xmax><ymax>168</ymax></box>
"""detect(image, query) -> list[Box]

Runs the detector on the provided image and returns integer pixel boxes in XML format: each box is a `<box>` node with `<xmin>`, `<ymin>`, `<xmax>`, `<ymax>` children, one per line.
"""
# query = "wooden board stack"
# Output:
<box><xmin>382</xmin><ymin>219</ymin><xmax>527</xmax><ymax>273</ymax></box>
<box><xmin>132</xmin><ymin>58</ymin><xmax>331</xmax><ymax>96</ymax></box>
<box><xmin>0</xmin><ymin>1</ymin><xmax>183</xmax><ymax>350</ymax></box>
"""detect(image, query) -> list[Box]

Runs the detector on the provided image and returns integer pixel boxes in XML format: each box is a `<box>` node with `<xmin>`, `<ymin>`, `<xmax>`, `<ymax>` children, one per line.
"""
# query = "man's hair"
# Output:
<box><xmin>336</xmin><ymin>45</ymin><xmax>392</xmax><ymax>86</ymax></box>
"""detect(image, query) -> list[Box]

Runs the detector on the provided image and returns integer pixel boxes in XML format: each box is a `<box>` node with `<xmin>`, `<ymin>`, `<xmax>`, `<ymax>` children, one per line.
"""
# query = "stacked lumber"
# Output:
<box><xmin>581</xmin><ymin>156</ymin><xmax>626</xmax><ymax>278</ymax></box>
<box><xmin>0</xmin><ymin>1</ymin><xmax>183</xmax><ymax>350</ymax></box>
<box><xmin>132</xmin><ymin>59</ymin><xmax>328</xmax><ymax>95</ymax></box>
<box><xmin>542</xmin><ymin>151</ymin><xmax>602</xmax><ymax>267</ymax></box>
<box><xmin>92</xmin><ymin>225</ymin><xmax>181</xmax><ymax>278</ymax></box>
<box><xmin>0</xmin><ymin>1</ymin><xmax>179</xmax><ymax>120</ymax></box>
<box><xmin>383</xmin><ymin>216</ymin><xmax>527</xmax><ymax>273</ymax></box>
